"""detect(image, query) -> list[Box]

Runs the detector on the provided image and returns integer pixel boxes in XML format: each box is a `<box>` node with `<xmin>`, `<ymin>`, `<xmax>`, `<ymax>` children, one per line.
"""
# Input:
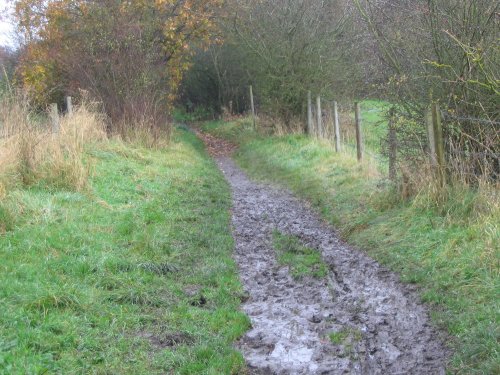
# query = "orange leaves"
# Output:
<box><xmin>14</xmin><ymin>0</ymin><xmax>222</xmax><ymax>108</ymax></box>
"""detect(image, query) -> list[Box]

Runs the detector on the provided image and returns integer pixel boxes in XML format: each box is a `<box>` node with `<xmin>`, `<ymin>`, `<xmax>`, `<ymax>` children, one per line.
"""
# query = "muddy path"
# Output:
<box><xmin>197</xmin><ymin>131</ymin><xmax>449</xmax><ymax>374</ymax></box>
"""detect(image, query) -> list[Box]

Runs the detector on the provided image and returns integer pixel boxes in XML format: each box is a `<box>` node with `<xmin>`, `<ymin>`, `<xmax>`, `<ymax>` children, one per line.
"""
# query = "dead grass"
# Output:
<box><xmin>0</xmin><ymin>93</ymin><xmax>106</xmax><ymax>194</ymax></box>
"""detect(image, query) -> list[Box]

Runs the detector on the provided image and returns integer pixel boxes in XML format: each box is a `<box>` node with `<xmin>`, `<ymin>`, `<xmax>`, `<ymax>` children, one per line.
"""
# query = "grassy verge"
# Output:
<box><xmin>356</xmin><ymin>99</ymin><xmax>390</xmax><ymax>154</ymax></box>
<box><xmin>272</xmin><ymin>231</ymin><xmax>328</xmax><ymax>279</ymax></box>
<box><xmin>203</xmin><ymin>119</ymin><xmax>499</xmax><ymax>374</ymax></box>
<box><xmin>0</xmin><ymin>128</ymin><xmax>250</xmax><ymax>374</ymax></box>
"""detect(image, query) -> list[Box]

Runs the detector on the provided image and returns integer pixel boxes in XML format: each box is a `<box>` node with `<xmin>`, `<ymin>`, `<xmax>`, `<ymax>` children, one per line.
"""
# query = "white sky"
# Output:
<box><xmin>0</xmin><ymin>0</ymin><xmax>16</xmax><ymax>48</ymax></box>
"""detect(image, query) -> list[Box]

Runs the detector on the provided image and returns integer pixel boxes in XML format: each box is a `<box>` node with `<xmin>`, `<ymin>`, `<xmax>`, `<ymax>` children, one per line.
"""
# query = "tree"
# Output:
<box><xmin>14</xmin><ymin>0</ymin><xmax>223</xmax><ymax>134</ymax></box>
<box><xmin>180</xmin><ymin>0</ymin><xmax>364</xmax><ymax>127</ymax></box>
<box><xmin>354</xmin><ymin>0</ymin><xmax>499</xmax><ymax>181</ymax></box>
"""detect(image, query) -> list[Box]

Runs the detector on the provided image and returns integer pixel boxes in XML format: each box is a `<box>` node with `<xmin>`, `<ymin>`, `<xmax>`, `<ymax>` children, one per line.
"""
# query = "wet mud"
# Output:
<box><xmin>214</xmin><ymin>155</ymin><xmax>449</xmax><ymax>375</ymax></box>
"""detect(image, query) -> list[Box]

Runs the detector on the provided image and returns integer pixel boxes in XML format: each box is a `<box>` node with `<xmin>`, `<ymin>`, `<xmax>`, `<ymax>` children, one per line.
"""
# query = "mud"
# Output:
<box><xmin>213</xmin><ymin>154</ymin><xmax>449</xmax><ymax>375</ymax></box>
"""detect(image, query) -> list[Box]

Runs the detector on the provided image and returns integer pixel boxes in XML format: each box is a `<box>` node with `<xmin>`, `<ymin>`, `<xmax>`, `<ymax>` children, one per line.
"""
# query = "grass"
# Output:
<box><xmin>356</xmin><ymin>99</ymin><xmax>390</xmax><ymax>154</ymax></box>
<box><xmin>0</xmin><ymin>127</ymin><xmax>250</xmax><ymax>374</ymax></box>
<box><xmin>328</xmin><ymin>327</ymin><xmax>362</xmax><ymax>345</ymax></box>
<box><xmin>328</xmin><ymin>327</ymin><xmax>363</xmax><ymax>360</ymax></box>
<box><xmin>272</xmin><ymin>231</ymin><xmax>328</xmax><ymax>279</ymax></box>
<box><xmin>203</xmin><ymin>119</ymin><xmax>500</xmax><ymax>375</ymax></box>
<box><xmin>328</xmin><ymin>330</ymin><xmax>350</xmax><ymax>345</ymax></box>
<box><xmin>0</xmin><ymin>94</ymin><xmax>107</xmax><ymax>194</ymax></box>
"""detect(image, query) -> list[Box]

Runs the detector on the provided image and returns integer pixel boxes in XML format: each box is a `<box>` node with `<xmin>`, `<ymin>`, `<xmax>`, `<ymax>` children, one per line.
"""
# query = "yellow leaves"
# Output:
<box><xmin>15</xmin><ymin>0</ymin><xmax>223</xmax><ymax>108</ymax></box>
<box><xmin>19</xmin><ymin>52</ymin><xmax>55</xmax><ymax>106</ymax></box>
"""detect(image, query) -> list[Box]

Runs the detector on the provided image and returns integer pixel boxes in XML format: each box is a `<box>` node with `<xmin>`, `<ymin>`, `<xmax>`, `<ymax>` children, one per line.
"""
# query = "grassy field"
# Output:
<box><xmin>0</xmin><ymin>128</ymin><xmax>250</xmax><ymax>374</ymax></box>
<box><xmin>203</xmin><ymin>118</ymin><xmax>499</xmax><ymax>374</ymax></box>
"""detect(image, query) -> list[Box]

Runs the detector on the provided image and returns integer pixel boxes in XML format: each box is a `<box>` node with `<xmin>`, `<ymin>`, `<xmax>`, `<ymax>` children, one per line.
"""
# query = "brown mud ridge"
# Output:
<box><xmin>201</xmin><ymin>132</ymin><xmax>449</xmax><ymax>374</ymax></box>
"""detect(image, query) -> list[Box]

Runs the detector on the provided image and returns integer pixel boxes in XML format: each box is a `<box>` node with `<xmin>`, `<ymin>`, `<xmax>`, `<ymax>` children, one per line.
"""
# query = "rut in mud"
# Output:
<box><xmin>199</xmin><ymin>132</ymin><xmax>449</xmax><ymax>374</ymax></box>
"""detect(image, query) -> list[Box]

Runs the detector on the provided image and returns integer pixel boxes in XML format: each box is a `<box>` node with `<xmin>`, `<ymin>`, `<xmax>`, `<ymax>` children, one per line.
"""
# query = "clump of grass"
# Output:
<box><xmin>106</xmin><ymin>289</ymin><xmax>165</xmax><ymax>307</ymax></box>
<box><xmin>0</xmin><ymin>93</ymin><xmax>106</xmax><ymax>193</ymax></box>
<box><xmin>328</xmin><ymin>327</ymin><xmax>363</xmax><ymax>359</ymax></box>
<box><xmin>202</xmin><ymin>117</ymin><xmax>257</xmax><ymax>144</ymax></box>
<box><xmin>272</xmin><ymin>230</ymin><xmax>328</xmax><ymax>279</ymax></box>
<box><xmin>328</xmin><ymin>327</ymin><xmax>362</xmax><ymax>345</ymax></box>
<box><xmin>328</xmin><ymin>330</ymin><xmax>349</xmax><ymax>345</ymax></box>
<box><xmin>27</xmin><ymin>292</ymin><xmax>81</xmax><ymax>312</ymax></box>
<box><xmin>138</xmin><ymin>262</ymin><xmax>179</xmax><ymax>276</ymax></box>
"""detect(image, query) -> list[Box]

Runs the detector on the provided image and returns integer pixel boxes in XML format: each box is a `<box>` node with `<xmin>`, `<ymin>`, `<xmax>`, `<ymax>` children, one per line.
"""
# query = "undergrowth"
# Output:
<box><xmin>203</xmin><ymin>118</ymin><xmax>500</xmax><ymax>375</ymax></box>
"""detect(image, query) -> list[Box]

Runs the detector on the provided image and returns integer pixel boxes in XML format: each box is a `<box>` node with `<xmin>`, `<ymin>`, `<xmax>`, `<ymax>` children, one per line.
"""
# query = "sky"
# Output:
<box><xmin>0</xmin><ymin>0</ymin><xmax>16</xmax><ymax>48</ymax></box>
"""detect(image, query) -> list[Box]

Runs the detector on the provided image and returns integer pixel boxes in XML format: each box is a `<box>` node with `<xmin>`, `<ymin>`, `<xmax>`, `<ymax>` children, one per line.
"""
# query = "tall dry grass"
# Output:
<box><xmin>0</xmin><ymin>93</ymin><xmax>106</xmax><ymax>196</ymax></box>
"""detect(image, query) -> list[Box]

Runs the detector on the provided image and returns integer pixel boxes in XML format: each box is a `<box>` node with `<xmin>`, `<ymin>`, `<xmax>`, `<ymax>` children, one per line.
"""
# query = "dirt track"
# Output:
<box><xmin>199</xmin><ymin>131</ymin><xmax>449</xmax><ymax>374</ymax></box>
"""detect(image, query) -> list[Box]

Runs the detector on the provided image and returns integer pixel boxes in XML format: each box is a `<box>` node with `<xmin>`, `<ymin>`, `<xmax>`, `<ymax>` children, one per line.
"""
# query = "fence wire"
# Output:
<box><xmin>302</xmin><ymin>98</ymin><xmax>499</xmax><ymax>184</ymax></box>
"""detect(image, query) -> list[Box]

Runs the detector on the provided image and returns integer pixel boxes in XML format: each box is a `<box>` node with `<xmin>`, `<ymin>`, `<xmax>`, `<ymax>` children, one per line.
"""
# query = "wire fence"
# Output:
<box><xmin>191</xmin><ymin>85</ymin><xmax>499</xmax><ymax>185</ymax></box>
<box><xmin>276</xmin><ymin>91</ymin><xmax>500</xmax><ymax>185</ymax></box>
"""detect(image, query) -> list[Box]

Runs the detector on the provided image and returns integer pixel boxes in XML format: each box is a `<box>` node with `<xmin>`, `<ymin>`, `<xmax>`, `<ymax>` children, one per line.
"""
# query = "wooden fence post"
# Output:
<box><xmin>328</xmin><ymin>104</ymin><xmax>334</xmax><ymax>145</ymax></box>
<box><xmin>316</xmin><ymin>95</ymin><xmax>322</xmax><ymax>138</ymax></box>
<box><xmin>431</xmin><ymin>103</ymin><xmax>446</xmax><ymax>187</ymax></box>
<box><xmin>50</xmin><ymin>103</ymin><xmax>59</xmax><ymax>133</ymax></box>
<box><xmin>354</xmin><ymin>102</ymin><xmax>363</xmax><ymax>161</ymax></box>
<box><xmin>388</xmin><ymin>107</ymin><xmax>397</xmax><ymax>181</ymax></box>
<box><xmin>426</xmin><ymin>107</ymin><xmax>436</xmax><ymax>166</ymax></box>
<box><xmin>249</xmin><ymin>85</ymin><xmax>256</xmax><ymax>130</ymax></box>
<box><xmin>307</xmin><ymin>91</ymin><xmax>313</xmax><ymax>135</ymax></box>
<box><xmin>66</xmin><ymin>96</ymin><xmax>73</xmax><ymax>115</ymax></box>
<box><xmin>333</xmin><ymin>101</ymin><xmax>341</xmax><ymax>152</ymax></box>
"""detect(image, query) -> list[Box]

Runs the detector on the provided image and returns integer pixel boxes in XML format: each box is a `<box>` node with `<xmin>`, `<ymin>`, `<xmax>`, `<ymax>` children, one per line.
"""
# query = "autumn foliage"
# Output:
<box><xmin>14</xmin><ymin>0</ymin><xmax>222</xmax><ymax>135</ymax></box>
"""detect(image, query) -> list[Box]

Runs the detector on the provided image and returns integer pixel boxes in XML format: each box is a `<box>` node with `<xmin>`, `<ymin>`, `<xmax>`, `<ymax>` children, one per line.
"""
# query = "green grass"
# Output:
<box><xmin>272</xmin><ymin>231</ymin><xmax>328</xmax><ymax>279</ymax></box>
<box><xmin>0</xmin><ymin>128</ymin><xmax>250</xmax><ymax>374</ymax></box>
<box><xmin>203</xmin><ymin>119</ymin><xmax>500</xmax><ymax>375</ymax></box>
<box><xmin>328</xmin><ymin>327</ymin><xmax>362</xmax><ymax>345</ymax></box>
<box><xmin>328</xmin><ymin>330</ymin><xmax>350</xmax><ymax>345</ymax></box>
<box><xmin>357</xmin><ymin>99</ymin><xmax>390</xmax><ymax>154</ymax></box>
<box><xmin>327</xmin><ymin>327</ymin><xmax>363</xmax><ymax>359</ymax></box>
